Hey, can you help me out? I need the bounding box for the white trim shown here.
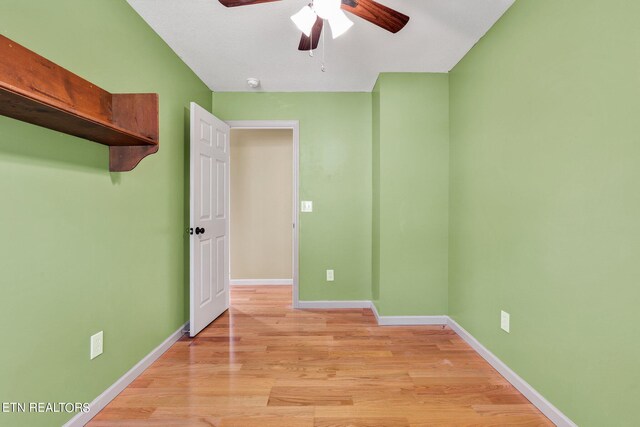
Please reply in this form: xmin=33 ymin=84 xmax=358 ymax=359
xmin=379 ymin=315 xmax=448 ymax=326
xmin=226 ymin=121 xmax=300 ymax=309
xmin=370 ymin=301 xmax=381 ymax=322
xmin=447 ymin=318 xmax=577 ymax=427
xmin=369 ymin=301 xmax=447 ymax=325
xmin=63 ymin=322 xmax=188 ymax=427
xmin=296 ymin=300 xmax=447 ymax=325
xmin=226 ymin=121 xmax=299 ymax=130
xmin=296 ymin=300 xmax=373 ymax=309
xmin=231 ymin=279 xmax=293 ymax=285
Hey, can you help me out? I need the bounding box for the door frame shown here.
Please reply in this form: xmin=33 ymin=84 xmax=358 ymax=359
xmin=226 ymin=120 xmax=300 ymax=308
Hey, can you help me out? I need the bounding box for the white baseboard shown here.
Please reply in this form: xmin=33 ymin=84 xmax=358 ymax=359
xmin=378 ymin=316 xmax=447 ymax=326
xmin=379 ymin=315 xmax=448 ymax=326
xmin=63 ymin=322 xmax=189 ymax=427
xmin=231 ymin=279 xmax=293 ymax=285
xmin=370 ymin=301 xmax=447 ymax=325
xmin=298 ymin=301 xmax=447 ymax=325
xmin=447 ymin=318 xmax=576 ymax=427
xmin=296 ymin=300 xmax=372 ymax=309
xmin=371 ymin=301 xmax=380 ymax=321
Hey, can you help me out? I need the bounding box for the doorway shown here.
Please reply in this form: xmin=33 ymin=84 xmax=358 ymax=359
xmin=227 ymin=121 xmax=300 ymax=307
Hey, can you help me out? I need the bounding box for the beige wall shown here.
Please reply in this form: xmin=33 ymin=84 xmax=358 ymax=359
xmin=230 ymin=129 xmax=293 ymax=280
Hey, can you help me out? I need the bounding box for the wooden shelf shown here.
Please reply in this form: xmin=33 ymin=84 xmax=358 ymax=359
xmin=0 ymin=35 xmax=159 ymax=172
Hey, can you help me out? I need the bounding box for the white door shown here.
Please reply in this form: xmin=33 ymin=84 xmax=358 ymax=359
xmin=189 ymin=102 xmax=230 ymax=337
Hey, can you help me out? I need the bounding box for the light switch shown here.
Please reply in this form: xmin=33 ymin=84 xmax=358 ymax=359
xmin=301 ymin=201 xmax=313 ymax=212
xmin=501 ymin=311 xmax=510 ymax=333
xmin=90 ymin=331 xmax=103 ymax=359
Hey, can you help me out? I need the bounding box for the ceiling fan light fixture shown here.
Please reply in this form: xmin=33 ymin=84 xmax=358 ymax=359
xmin=291 ymin=5 xmax=316 ymax=37
xmin=313 ymin=0 xmax=342 ymax=20
xmin=328 ymin=10 xmax=354 ymax=39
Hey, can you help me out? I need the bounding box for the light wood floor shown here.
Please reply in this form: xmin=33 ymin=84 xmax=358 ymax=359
xmin=90 ymin=286 xmax=552 ymax=426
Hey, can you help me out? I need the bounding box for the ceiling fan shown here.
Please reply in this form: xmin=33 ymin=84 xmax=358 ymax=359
xmin=218 ymin=0 xmax=410 ymax=51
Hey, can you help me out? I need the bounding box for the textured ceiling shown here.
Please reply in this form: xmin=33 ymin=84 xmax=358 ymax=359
xmin=127 ymin=0 xmax=514 ymax=92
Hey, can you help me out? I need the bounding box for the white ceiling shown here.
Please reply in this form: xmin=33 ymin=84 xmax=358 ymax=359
xmin=127 ymin=0 xmax=514 ymax=92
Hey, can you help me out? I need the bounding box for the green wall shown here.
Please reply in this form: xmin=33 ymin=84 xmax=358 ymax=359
xmin=0 ymin=1 xmax=211 ymax=426
xmin=213 ymin=81 xmax=448 ymax=314
xmin=212 ymin=92 xmax=372 ymax=301
xmin=449 ymin=1 xmax=640 ymax=425
xmin=373 ymin=74 xmax=449 ymax=315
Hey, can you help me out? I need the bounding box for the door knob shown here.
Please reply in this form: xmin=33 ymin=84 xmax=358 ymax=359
xmin=195 ymin=227 xmax=205 ymax=235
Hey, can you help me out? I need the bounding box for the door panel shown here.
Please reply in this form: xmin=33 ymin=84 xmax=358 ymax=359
xmin=216 ymin=160 xmax=226 ymax=218
xmin=190 ymin=102 xmax=230 ymax=337
xmin=216 ymin=236 xmax=225 ymax=295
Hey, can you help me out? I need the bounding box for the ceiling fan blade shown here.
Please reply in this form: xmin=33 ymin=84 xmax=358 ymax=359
xmin=341 ymin=0 xmax=409 ymax=33
xmin=298 ymin=17 xmax=324 ymax=51
xmin=218 ymin=0 xmax=280 ymax=7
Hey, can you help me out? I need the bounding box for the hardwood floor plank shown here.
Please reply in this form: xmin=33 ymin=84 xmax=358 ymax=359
xmin=220 ymin=416 xmax=314 ymax=427
xmin=93 ymin=407 xmax=156 ymax=420
xmin=314 ymin=417 xmax=409 ymax=427
xmin=89 ymin=286 xmax=552 ymax=426
xmin=268 ymin=386 xmax=354 ymax=406
xmin=151 ymin=406 xmax=314 ymax=419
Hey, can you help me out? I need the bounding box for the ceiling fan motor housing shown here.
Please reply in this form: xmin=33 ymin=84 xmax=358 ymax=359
xmin=246 ymin=78 xmax=260 ymax=88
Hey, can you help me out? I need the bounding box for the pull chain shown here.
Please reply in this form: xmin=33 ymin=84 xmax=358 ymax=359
xmin=309 ymin=0 xmax=315 ymax=57
xmin=321 ymin=23 xmax=326 ymax=72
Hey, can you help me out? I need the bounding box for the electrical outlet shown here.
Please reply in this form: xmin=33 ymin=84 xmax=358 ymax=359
xmin=301 ymin=201 xmax=313 ymax=212
xmin=326 ymin=269 xmax=334 ymax=282
xmin=500 ymin=311 xmax=510 ymax=333
xmin=90 ymin=331 xmax=103 ymax=360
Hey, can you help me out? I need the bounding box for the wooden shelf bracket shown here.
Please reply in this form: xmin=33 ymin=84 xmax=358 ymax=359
xmin=0 ymin=35 xmax=159 ymax=172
